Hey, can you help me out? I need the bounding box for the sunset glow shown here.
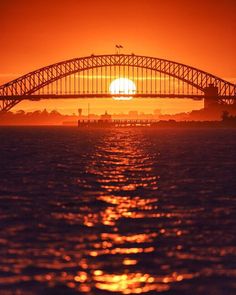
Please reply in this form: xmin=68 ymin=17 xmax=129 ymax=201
xmin=109 ymin=78 xmax=136 ymax=100
xmin=0 ymin=0 xmax=235 ymax=116
xmin=0 ymin=1 xmax=235 ymax=295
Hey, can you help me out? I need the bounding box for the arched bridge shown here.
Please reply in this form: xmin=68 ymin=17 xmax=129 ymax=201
xmin=0 ymin=54 xmax=235 ymax=112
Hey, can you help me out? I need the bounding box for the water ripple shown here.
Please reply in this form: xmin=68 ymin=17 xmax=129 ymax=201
xmin=0 ymin=127 xmax=236 ymax=294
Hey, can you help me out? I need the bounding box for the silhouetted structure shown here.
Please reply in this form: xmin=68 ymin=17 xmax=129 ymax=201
xmin=204 ymin=84 xmax=219 ymax=108
xmin=0 ymin=54 xmax=235 ymax=112
xmin=77 ymin=111 xmax=236 ymax=128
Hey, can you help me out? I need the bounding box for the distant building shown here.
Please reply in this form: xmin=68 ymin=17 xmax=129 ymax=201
xmin=100 ymin=111 xmax=112 ymax=122
xmin=78 ymin=108 xmax=82 ymax=117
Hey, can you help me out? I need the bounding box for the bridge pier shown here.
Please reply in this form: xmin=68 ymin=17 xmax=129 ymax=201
xmin=204 ymin=84 xmax=219 ymax=109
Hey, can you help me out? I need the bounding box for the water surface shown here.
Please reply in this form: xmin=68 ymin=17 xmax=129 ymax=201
xmin=0 ymin=127 xmax=236 ymax=295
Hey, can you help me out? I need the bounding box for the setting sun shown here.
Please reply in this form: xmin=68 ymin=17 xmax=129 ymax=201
xmin=109 ymin=78 xmax=136 ymax=100
xmin=1 ymin=2 xmax=236 ymax=295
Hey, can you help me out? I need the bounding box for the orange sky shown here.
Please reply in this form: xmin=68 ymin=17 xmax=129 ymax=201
xmin=1 ymin=0 xmax=235 ymax=114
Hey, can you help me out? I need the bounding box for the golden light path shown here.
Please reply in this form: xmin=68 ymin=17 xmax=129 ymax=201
xmin=16 ymin=131 xmax=197 ymax=295
xmin=109 ymin=78 xmax=136 ymax=100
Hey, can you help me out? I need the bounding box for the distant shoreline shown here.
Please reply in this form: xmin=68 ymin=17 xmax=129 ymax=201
xmin=1 ymin=122 xmax=236 ymax=128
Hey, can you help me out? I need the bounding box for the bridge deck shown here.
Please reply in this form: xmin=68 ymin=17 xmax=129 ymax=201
xmin=0 ymin=93 xmax=218 ymax=101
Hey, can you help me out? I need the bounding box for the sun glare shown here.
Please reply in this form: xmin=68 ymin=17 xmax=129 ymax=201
xmin=109 ymin=78 xmax=136 ymax=100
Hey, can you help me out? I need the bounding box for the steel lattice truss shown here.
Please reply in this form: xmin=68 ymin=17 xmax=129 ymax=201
xmin=0 ymin=54 xmax=235 ymax=112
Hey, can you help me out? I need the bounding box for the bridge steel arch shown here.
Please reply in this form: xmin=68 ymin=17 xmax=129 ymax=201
xmin=0 ymin=54 xmax=235 ymax=112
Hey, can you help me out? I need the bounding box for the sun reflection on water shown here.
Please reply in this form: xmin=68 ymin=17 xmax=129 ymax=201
xmin=92 ymin=270 xmax=197 ymax=294
xmin=75 ymin=130 xmax=171 ymax=294
xmin=44 ymin=130 xmax=195 ymax=294
xmin=0 ymin=130 xmax=202 ymax=294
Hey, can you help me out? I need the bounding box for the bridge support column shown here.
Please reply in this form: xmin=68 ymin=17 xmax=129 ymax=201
xmin=204 ymin=84 xmax=219 ymax=109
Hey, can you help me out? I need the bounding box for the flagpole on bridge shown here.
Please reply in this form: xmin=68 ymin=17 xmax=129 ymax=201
xmin=115 ymin=45 xmax=124 ymax=54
